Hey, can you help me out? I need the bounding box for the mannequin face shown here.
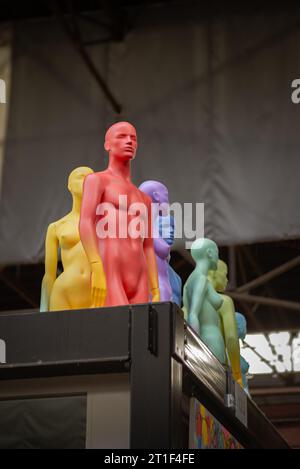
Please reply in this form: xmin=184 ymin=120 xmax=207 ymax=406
xmin=105 ymin=122 xmax=137 ymax=161
xmin=68 ymin=167 xmax=93 ymax=197
xmin=160 ymin=215 xmax=174 ymax=246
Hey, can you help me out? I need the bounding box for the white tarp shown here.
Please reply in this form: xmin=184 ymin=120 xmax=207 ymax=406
xmin=0 ymin=6 xmax=300 ymax=263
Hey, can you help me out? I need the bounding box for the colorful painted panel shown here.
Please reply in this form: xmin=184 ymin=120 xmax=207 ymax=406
xmin=189 ymin=398 xmax=243 ymax=449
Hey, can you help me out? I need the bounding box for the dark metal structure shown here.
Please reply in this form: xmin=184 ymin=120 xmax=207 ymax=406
xmin=0 ymin=303 xmax=289 ymax=448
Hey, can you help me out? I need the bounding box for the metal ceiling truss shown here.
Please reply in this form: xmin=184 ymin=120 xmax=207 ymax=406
xmin=227 ymin=252 xmax=300 ymax=313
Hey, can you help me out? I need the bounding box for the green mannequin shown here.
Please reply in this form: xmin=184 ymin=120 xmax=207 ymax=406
xmin=208 ymin=260 xmax=243 ymax=386
xmin=183 ymin=238 xmax=225 ymax=364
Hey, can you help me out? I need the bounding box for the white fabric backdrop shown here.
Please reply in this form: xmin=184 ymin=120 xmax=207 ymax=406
xmin=0 ymin=6 xmax=300 ymax=263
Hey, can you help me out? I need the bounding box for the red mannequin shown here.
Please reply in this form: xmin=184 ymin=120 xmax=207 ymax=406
xmin=79 ymin=121 xmax=160 ymax=307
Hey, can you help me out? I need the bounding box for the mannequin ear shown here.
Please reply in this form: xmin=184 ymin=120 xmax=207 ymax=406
xmin=207 ymin=248 xmax=212 ymax=258
xmin=104 ymin=140 xmax=110 ymax=152
xmin=152 ymin=191 xmax=160 ymax=203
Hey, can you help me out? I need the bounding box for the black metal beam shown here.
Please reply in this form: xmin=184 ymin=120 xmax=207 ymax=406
xmin=0 ymin=303 xmax=290 ymax=448
xmin=130 ymin=302 xmax=183 ymax=448
xmin=0 ymin=308 xmax=130 ymax=379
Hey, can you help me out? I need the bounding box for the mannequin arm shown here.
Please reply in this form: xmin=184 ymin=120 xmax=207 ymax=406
xmin=79 ymin=173 xmax=106 ymax=307
xmin=144 ymin=196 xmax=160 ymax=301
xmin=40 ymin=223 xmax=58 ymax=312
xmin=182 ymin=285 xmax=189 ymax=320
xmin=219 ymin=295 xmax=242 ymax=385
xmin=186 ymin=275 xmax=207 ymax=335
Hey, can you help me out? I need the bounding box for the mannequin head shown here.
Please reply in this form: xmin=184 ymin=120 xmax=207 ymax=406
xmin=68 ymin=166 xmax=94 ymax=197
xmin=208 ymin=259 xmax=228 ymax=293
xmin=139 ymin=180 xmax=169 ymax=216
xmin=104 ymin=121 xmax=137 ymax=161
xmin=191 ymin=238 xmax=219 ymax=271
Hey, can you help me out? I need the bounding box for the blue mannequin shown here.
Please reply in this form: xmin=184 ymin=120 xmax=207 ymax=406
xmin=157 ymin=214 xmax=182 ymax=307
xmin=168 ymin=264 xmax=182 ymax=307
xmin=235 ymin=312 xmax=250 ymax=395
xmin=139 ymin=181 xmax=172 ymax=301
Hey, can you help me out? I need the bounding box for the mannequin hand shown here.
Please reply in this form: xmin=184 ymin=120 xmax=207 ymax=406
xmin=237 ymin=377 xmax=243 ymax=387
xmin=91 ymin=262 xmax=107 ymax=307
xmin=234 ymin=375 xmax=243 ymax=388
xmin=151 ymin=287 xmax=160 ymax=302
xmin=182 ymin=305 xmax=188 ymax=321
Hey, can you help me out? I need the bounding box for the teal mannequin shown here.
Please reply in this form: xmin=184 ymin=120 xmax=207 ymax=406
xmin=183 ymin=238 xmax=225 ymax=364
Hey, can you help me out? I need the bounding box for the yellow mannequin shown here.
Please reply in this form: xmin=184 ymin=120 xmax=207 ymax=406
xmin=208 ymin=260 xmax=243 ymax=386
xmin=40 ymin=167 xmax=94 ymax=311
